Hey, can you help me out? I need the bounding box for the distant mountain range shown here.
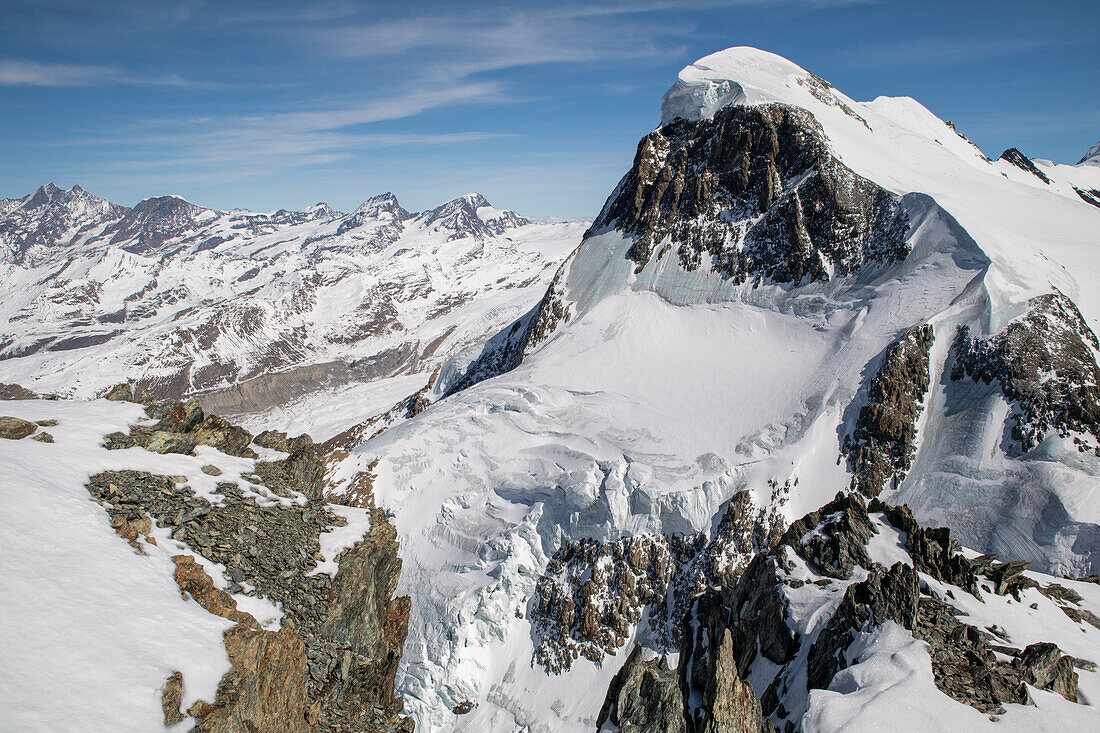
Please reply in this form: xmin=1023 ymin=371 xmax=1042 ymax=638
xmin=0 ymin=184 xmax=585 ymax=412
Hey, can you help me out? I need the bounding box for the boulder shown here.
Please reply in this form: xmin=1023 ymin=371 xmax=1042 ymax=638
xmin=0 ymin=415 xmax=37 ymax=440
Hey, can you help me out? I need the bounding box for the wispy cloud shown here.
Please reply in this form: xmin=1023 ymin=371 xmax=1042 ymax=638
xmin=841 ymin=35 xmax=1080 ymax=68
xmin=59 ymin=80 xmax=509 ymax=182
xmin=311 ymin=8 xmax=692 ymax=80
xmin=0 ymin=59 xmax=220 ymax=88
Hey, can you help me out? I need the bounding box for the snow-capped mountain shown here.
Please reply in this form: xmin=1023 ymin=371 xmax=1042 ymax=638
xmin=3 ymin=45 xmax=1100 ymax=733
xmin=311 ymin=48 xmax=1100 ymax=730
xmin=0 ymin=185 xmax=586 ymax=417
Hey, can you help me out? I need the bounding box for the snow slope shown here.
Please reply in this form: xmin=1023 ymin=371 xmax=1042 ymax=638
xmin=315 ymin=47 xmax=1100 ymax=731
xmin=0 ymin=400 xmax=234 ymax=732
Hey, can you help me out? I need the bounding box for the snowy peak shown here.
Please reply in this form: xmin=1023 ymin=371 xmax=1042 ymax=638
xmin=107 ymin=195 xmax=210 ymax=254
xmin=1000 ymin=147 xmax=1052 ymax=183
xmin=0 ymin=183 xmax=127 ymax=265
xmin=416 ymin=192 xmax=529 ymax=240
xmin=353 ymin=192 xmax=409 ymax=221
xmin=1078 ymin=140 xmax=1100 ymax=166
xmin=334 ymin=193 xmax=409 ymax=239
xmin=660 ymin=46 xmax=860 ymax=126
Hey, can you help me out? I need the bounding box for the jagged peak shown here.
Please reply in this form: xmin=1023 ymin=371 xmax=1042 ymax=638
xmin=1078 ymin=140 xmax=1100 ymax=166
xmin=348 ymin=192 xmax=408 ymax=219
xmin=418 ymin=192 xmax=529 ymax=239
xmin=999 ymin=147 xmax=1051 ymax=184
xmin=131 ymin=194 xmax=201 ymax=211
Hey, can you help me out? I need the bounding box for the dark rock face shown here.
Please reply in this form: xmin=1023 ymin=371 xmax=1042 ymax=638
xmin=438 ymin=293 xmax=550 ymax=397
xmin=692 ymin=628 xmax=775 ymax=733
xmin=780 ymin=492 xmax=876 ymax=578
xmin=532 ymin=488 xmax=786 ymax=673
xmin=1015 ymin=642 xmax=1079 ymax=702
xmin=914 ymin=594 xmax=1032 ymax=713
xmin=438 ymin=102 xmax=913 ymax=397
xmin=1075 ymin=187 xmax=1100 ymax=209
xmin=806 ymin=562 xmax=918 ymax=690
xmin=597 ymin=645 xmax=688 ymax=733
xmin=999 ymin=148 xmax=1052 ymax=184
xmin=593 ymin=103 xmax=908 ymax=283
xmin=952 ymin=292 xmax=1100 ymax=453
xmin=869 ymin=500 xmax=981 ymax=596
xmin=844 ymin=324 xmax=935 ymax=496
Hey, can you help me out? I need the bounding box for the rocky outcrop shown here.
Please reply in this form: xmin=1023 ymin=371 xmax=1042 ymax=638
xmin=806 ymin=562 xmax=918 ymax=690
xmin=254 ymin=429 xmax=327 ymax=502
xmin=597 ymin=645 xmax=687 ymax=733
xmin=534 ymin=532 xmax=695 ymax=671
xmin=0 ymin=382 xmax=38 ymax=400
xmin=533 ymin=489 xmax=786 ymax=672
xmin=600 ymin=491 xmax=1093 ymax=729
xmin=593 ymin=103 xmax=908 ymax=283
xmin=103 ymin=397 xmax=256 ymax=458
xmin=952 ymin=292 xmax=1100 ymax=453
xmin=1075 ymin=187 xmax=1100 ymax=209
xmin=780 ymin=491 xmax=876 ymax=578
xmin=0 ymin=415 xmax=38 ymax=440
xmin=85 ymin=404 xmax=413 ymax=732
xmin=999 ymin=148 xmax=1051 ymax=184
xmin=844 ymin=324 xmax=935 ymax=496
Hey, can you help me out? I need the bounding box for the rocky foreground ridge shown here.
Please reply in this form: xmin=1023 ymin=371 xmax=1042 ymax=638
xmin=1 ymin=388 xmax=414 ymax=732
xmin=597 ymin=492 xmax=1100 ymax=732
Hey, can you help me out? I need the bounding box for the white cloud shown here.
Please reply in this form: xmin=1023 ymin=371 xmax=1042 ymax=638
xmin=0 ymin=59 xmax=218 ymax=87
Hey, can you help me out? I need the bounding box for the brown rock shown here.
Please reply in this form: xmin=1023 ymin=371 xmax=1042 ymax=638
xmin=0 ymin=415 xmax=37 ymax=440
xmin=706 ymin=628 xmax=768 ymax=733
xmin=171 ymin=555 xmax=254 ymax=626
xmin=161 ymin=671 xmax=186 ymax=725
xmin=104 ymin=383 xmax=134 ymax=402
xmin=192 ymin=622 xmax=313 ymax=733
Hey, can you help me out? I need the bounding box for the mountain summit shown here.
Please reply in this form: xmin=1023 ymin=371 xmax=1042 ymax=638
xmin=318 ymin=46 xmax=1100 ymax=730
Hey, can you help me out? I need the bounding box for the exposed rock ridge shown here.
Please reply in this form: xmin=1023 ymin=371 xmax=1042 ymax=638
xmin=1075 ymin=187 xmax=1100 ymax=209
xmin=999 ymin=148 xmax=1052 ymax=184
xmin=600 ymin=491 xmax=1095 ymax=730
xmin=86 ymin=395 xmax=413 ymax=731
xmin=844 ymin=324 xmax=935 ymax=496
xmin=951 ymin=291 xmax=1100 ymax=453
xmin=533 ymin=485 xmax=788 ymax=673
xmin=593 ymin=103 xmax=909 ymax=283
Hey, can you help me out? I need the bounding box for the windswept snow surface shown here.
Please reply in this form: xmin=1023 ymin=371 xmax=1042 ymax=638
xmin=317 ymin=47 xmax=1100 ymax=731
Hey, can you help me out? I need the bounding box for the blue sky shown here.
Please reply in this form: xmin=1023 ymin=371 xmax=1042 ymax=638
xmin=1 ymin=0 xmax=1097 ymax=218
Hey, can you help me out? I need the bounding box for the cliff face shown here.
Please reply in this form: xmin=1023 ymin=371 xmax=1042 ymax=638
xmin=596 ymin=103 xmax=908 ymax=284
xmin=951 ymin=292 xmax=1100 ymax=454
